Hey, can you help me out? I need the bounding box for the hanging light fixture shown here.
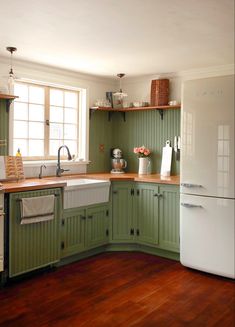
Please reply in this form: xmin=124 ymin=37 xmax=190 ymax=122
xmin=113 ymin=73 xmax=127 ymax=99
xmin=6 ymin=46 xmax=17 ymax=94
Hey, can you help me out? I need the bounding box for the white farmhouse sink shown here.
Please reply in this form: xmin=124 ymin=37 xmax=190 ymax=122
xmin=63 ymin=178 xmax=110 ymax=209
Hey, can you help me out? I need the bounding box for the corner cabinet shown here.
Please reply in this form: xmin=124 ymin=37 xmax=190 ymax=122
xmin=61 ymin=203 xmax=109 ymax=258
xmin=9 ymin=188 xmax=62 ymax=277
xmin=111 ymin=181 xmax=180 ymax=253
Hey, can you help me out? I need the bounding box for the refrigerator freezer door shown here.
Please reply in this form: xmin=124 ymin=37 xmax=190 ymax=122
xmin=180 ymin=194 xmax=235 ymax=278
xmin=181 ymin=75 xmax=234 ymax=198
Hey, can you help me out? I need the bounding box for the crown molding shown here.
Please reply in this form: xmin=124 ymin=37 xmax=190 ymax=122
xmin=0 ymin=55 xmax=116 ymax=86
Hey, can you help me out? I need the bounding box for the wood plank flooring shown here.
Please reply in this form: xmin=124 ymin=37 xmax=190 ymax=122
xmin=0 ymin=252 xmax=234 ymax=327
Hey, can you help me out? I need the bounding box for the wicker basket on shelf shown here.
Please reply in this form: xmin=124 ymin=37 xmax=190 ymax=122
xmin=150 ymin=79 xmax=169 ymax=106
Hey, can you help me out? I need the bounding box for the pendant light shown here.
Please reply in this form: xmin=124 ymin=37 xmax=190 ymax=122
xmin=6 ymin=46 xmax=17 ymax=94
xmin=113 ymin=73 xmax=127 ymax=99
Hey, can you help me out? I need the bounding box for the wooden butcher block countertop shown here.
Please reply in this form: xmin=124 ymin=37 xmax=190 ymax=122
xmin=2 ymin=173 xmax=180 ymax=193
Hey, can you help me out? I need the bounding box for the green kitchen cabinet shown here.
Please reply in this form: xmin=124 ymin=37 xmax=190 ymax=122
xmin=61 ymin=208 xmax=86 ymax=258
xmin=135 ymin=183 xmax=159 ymax=246
xmin=9 ymin=188 xmax=62 ymax=277
xmin=61 ymin=204 xmax=109 ymax=258
xmin=158 ymin=185 xmax=180 ymax=252
xmin=111 ymin=181 xmax=180 ymax=253
xmin=86 ymin=205 xmax=109 ymax=249
xmin=111 ymin=182 xmax=134 ymax=242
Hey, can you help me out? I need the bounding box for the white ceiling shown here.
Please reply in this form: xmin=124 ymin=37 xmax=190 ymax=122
xmin=0 ymin=0 xmax=234 ymax=77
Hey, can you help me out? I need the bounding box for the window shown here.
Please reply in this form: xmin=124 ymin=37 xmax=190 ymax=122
xmin=12 ymin=82 xmax=80 ymax=160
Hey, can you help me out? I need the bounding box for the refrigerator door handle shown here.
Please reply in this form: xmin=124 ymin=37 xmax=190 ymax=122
xmin=181 ymin=183 xmax=203 ymax=188
xmin=181 ymin=202 xmax=203 ymax=208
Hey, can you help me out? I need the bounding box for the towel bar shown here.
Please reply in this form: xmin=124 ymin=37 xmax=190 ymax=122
xmin=21 ymin=212 xmax=54 ymax=219
xmin=16 ymin=193 xmax=59 ymax=202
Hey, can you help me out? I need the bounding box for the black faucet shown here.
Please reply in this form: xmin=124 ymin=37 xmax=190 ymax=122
xmin=56 ymin=145 xmax=72 ymax=177
xmin=39 ymin=164 xmax=46 ymax=179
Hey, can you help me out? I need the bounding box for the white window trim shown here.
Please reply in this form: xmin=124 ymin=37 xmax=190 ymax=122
xmin=9 ymin=78 xmax=89 ymax=164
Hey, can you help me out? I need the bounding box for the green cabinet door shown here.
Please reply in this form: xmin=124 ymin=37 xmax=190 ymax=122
xmin=86 ymin=205 xmax=109 ymax=249
xmin=158 ymin=185 xmax=180 ymax=252
xmin=135 ymin=183 xmax=159 ymax=246
xmin=9 ymin=188 xmax=62 ymax=277
xmin=61 ymin=208 xmax=86 ymax=258
xmin=112 ymin=182 xmax=134 ymax=242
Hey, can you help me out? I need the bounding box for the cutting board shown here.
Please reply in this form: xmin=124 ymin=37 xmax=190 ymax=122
xmin=0 ymin=156 xmax=25 ymax=181
xmin=160 ymin=140 xmax=172 ymax=177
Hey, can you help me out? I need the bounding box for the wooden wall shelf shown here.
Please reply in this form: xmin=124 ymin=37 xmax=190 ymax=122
xmin=0 ymin=93 xmax=19 ymax=110
xmin=90 ymin=105 xmax=181 ymax=121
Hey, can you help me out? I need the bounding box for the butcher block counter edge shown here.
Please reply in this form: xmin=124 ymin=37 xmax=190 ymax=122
xmin=2 ymin=173 xmax=179 ymax=193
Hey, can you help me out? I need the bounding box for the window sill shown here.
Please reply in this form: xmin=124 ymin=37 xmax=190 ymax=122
xmin=23 ymin=160 xmax=90 ymax=168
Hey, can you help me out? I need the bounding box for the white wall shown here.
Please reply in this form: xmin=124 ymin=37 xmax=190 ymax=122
xmin=121 ymin=64 xmax=234 ymax=106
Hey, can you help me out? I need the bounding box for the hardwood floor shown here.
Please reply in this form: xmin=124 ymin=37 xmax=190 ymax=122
xmin=0 ymin=252 xmax=234 ymax=327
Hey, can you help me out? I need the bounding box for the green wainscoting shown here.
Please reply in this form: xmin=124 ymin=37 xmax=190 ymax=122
xmin=88 ymin=111 xmax=113 ymax=173
xmin=0 ymin=100 xmax=9 ymax=155
xmin=88 ymin=109 xmax=180 ymax=174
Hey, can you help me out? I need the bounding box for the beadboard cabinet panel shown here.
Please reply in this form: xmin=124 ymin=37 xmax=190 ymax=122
xmin=9 ymin=188 xmax=62 ymax=277
xmin=136 ymin=183 xmax=159 ymax=246
xmin=159 ymin=185 xmax=180 ymax=252
xmin=61 ymin=208 xmax=86 ymax=258
xmin=112 ymin=182 xmax=134 ymax=242
xmin=86 ymin=205 xmax=109 ymax=249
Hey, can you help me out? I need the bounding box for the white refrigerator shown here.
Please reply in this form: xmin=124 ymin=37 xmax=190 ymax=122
xmin=180 ymin=75 xmax=235 ymax=279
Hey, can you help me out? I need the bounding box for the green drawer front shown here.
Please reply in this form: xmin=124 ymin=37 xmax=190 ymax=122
xmin=9 ymin=188 xmax=62 ymax=277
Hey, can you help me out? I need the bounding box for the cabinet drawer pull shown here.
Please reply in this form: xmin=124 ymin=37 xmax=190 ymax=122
xmin=136 ymin=229 xmax=140 ymax=236
xmin=87 ymin=215 xmax=93 ymax=219
xmin=130 ymin=228 xmax=134 ymax=235
xmin=80 ymin=215 xmax=86 ymax=220
xmin=181 ymin=203 xmax=203 ymax=208
xmin=181 ymin=183 xmax=202 ymax=188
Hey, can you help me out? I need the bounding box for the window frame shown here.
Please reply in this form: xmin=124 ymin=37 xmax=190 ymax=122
xmin=9 ymin=79 xmax=88 ymax=162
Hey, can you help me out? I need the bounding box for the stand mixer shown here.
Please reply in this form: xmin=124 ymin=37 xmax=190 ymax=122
xmin=110 ymin=148 xmax=127 ymax=174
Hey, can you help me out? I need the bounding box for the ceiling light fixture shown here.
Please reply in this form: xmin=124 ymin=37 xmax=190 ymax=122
xmin=6 ymin=46 xmax=17 ymax=94
xmin=113 ymin=73 xmax=127 ymax=99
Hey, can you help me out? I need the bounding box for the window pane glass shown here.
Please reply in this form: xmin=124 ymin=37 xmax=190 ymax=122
xmin=29 ymin=122 xmax=44 ymax=139
xmin=49 ymin=140 xmax=63 ymax=156
xmin=29 ymin=104 xmax=44 ymax=121
xmin=28 ymin=140 xmax=44 ymax=156
xmin=50 ymin=106 xmax=63 ymax=123
xmin=64 ymin=140 xmax=77 ymax=156
xmin=14 ymin=84 xmax=28 ymax=102
xmin=64 ymin=108 xmax=77 ymax=124
xmin=65 ymin=92 xmax=77 ymax=108
xmin=50 ymin=89 xmax=63 ymax=106
xmin=64 ymin=124 xmax=77 ymax=140
xmin=29 ymin=86 xmax=44 ymax=104
xmin=50 ymin=123 xmax=63 ymax=139
xmin=13 ymin=139 xmax=28 ymax=156
xmin=14 ymin=102 xmax=28 ymax=120
xmin=14 ymin=121 xmax=28 ymax=138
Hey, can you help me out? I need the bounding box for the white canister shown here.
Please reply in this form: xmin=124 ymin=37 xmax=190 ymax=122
xmin=138 ymin=157 xmax=150 ymax=175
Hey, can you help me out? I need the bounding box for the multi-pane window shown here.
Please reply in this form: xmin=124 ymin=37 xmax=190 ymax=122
xmin=13 ymin=82 xmax=79 ymax=159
